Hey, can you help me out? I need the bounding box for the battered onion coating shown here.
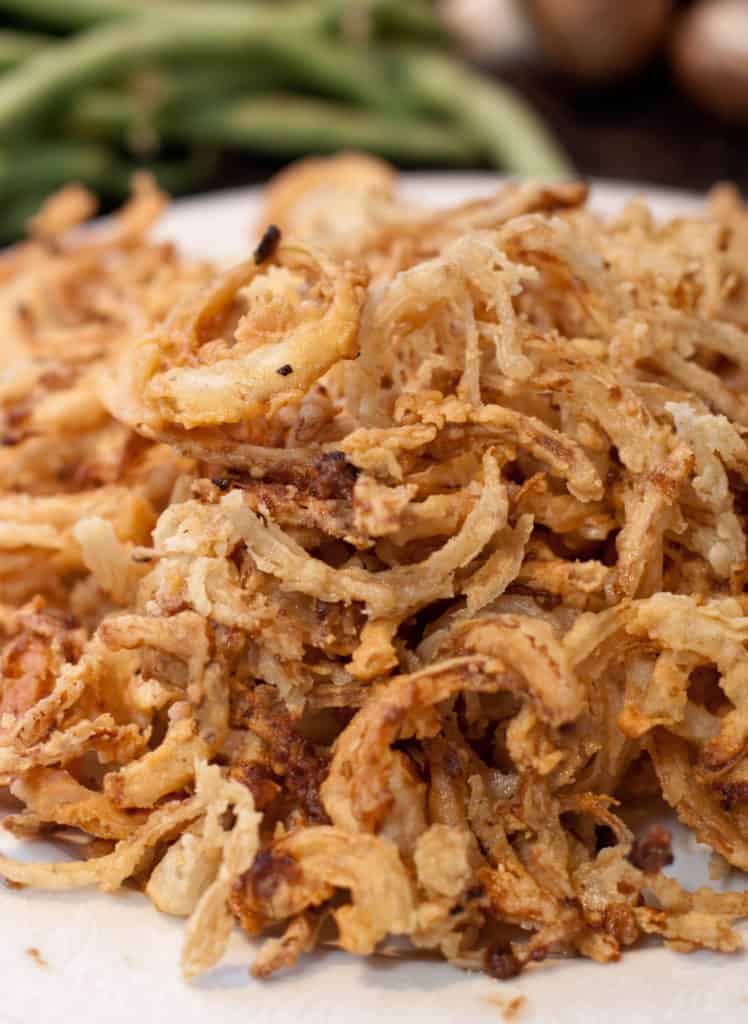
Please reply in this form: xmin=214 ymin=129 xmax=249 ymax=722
xmin=5 ymin=154 xmax=748 ymax=983
xmin=131 ymin=241 xmax=366 ymax=430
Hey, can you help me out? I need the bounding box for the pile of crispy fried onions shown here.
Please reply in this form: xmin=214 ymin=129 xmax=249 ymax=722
xmin=4 ymin=158 xmax=748 ymax=981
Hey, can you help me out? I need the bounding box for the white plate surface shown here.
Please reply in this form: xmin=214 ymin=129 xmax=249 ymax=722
xmin=1 ymin=173 xmax=742 ymax=1024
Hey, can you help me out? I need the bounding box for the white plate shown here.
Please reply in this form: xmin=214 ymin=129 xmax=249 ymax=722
xmin=1 ymin=174 xmax=743 ymax=1024
xmin=152 ymin=173 xmax=703 ymax=262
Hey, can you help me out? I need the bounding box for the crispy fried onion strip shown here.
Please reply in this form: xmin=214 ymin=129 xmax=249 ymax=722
xmin=0 ymin=783 xmax=203 ymax=891
xmin=0 ymin=763 xmax=261 ymax=981
xmin=407 ymin=396 xmax=603 ymax=502
xmin=628 ymin=595 xmax=748 ymax=777
xmin=0 ymin=714 xmax=146 ymax=783
xmin=648 ymin=730 xmax=748 ymax=872
xmin=223 ymin=453 xmax=506 ymax=617
xmin=667 ymin=402 xmax=748 ymax=577
xmin=1 ymin=637 xmax=137 ymax=751
xmin=351 ymin=233 xmax=539 ymax=425
xmin=322 ymin=631 xmax=582 ymax=834
xmin=9 ymin=159 xmax=748 ymax=985
xmin=99 ymin=611 xmax=230 ymax=770
xmin=233 ymin=826 xmax=415 ymax=957
xmin=134 ymin=243 xmax=365 ymax=428
xmin=607 ymin=442 xmax=692 ymax=601
xmin=566 ymin=595 xmax=748 ymax=846
xmin=9 ymin=767 xmax=146 ymax=839
xmin=180 ymin=766 xmax=261 ymax=978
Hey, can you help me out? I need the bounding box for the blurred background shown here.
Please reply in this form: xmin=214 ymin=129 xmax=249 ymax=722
xmin=0 ymin=0 xmax=746 ymax=240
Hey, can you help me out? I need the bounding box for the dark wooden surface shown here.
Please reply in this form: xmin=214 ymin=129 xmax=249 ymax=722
xmin=502 ymin=57 xmax=748 ymax=194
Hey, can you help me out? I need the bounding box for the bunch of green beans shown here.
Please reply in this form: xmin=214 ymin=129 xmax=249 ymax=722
xmin=0 ymin=0 xmax=572 ymax=242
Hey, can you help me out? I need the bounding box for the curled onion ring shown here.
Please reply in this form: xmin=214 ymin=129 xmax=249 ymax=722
xmin=322 ymin=635 xmax=580 ymax=834
xmin=134 ymin=242 xmax=366 ymax=429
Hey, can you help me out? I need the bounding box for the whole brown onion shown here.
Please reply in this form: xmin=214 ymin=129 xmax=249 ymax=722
xmin=671 ymin=0 xmax=748 ymax=122
xmin=528 ymin=0 xmax=673 ymax=83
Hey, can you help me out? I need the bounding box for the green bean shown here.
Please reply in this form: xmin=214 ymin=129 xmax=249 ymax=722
xmin=0 ymin=192 xmax=51 ymax=244
xmin=68 ymin=66 xmax=281 ymax=151
xmin=63 ymin=40 xmax=568 ymax=177
xmin=365 ymin=1 xmax=446 ymax=43
xmin=133 ymin=64 xmax=282 ymax=105
xmin=0 ymin=141 xmax=117 ymax=201
xmin=0 ymin=0 xmax=260 ymax=32
xmin=74 ymin=91 xmax=481 ymax=165
xmin=0 ymin=15 xmax=267 ymax=137
xmin=108 ymin=150 xmax=219 ymax=196
xmin=259 ymin=33 xmax=401 ymax=112
xmin=0 ymin=0 xmax=571 ymax=216
xmin=0 ymin=145 xmax=217 ymax=244
xmin=400 ymin=51 xmax=573 ymax=179
xmin=0 ymin=0 xmax=445 ymax=41
xmin=67 ymin=89 xmax=161 ymax=143
xmin=2 ymin=142 xmax=213 ymax=201
xmin=0 ymin=30 xmax=49 ymax=73
xmin=0 ymin=10 xmax=405 ymax=140
xmin=186 ymin=94 xmax=478 ymax=164
xmin=0 ymin=0 xmax=128 ymax=30
xmin=320 ymin=0 xmax=447 ymax=43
